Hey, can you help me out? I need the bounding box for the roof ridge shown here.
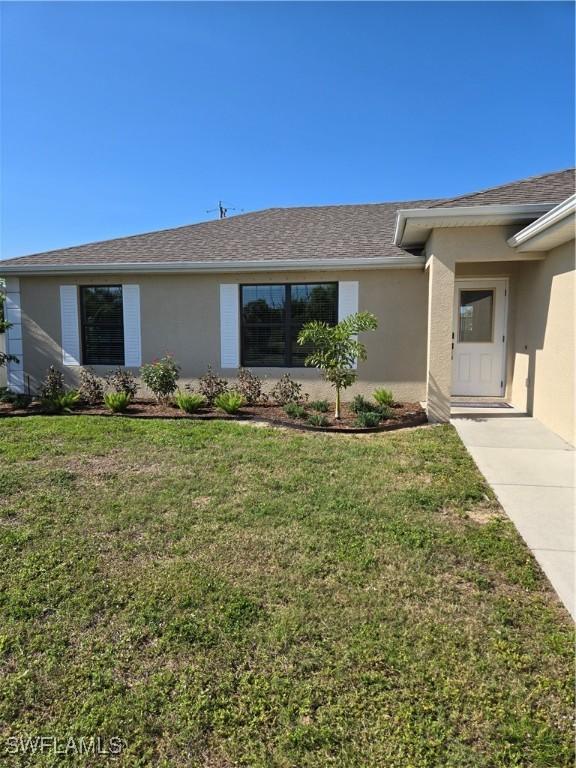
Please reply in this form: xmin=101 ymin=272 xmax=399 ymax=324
xmin=430 ymin=168 xmax=576 ymax=208
xmin=268 ymin=198 xmax=442 ymax=212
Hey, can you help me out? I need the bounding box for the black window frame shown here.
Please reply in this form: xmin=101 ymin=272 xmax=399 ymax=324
xmin=240 ymin=282 xmax=338 ymax=368
xmin=79 ymin=285 xmax=125 ymax=366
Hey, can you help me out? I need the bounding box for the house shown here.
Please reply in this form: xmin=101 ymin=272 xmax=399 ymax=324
xmin=1 ymin=169 xmax=574 ymax=443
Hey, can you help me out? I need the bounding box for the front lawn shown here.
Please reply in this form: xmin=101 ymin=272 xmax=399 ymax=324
xmin=0 ymin=418 xmax=573 ymax=767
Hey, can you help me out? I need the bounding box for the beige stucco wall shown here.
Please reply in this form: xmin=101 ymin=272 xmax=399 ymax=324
xmin=425 ymin=224 xmax=527 ymax=264
xmin=18 ymin=268 xmax=430 ymax=402
xmin=510 ymin=240 xmax=575 ymax=445
xmin=425 ymin=252 xmax=454 ymax=422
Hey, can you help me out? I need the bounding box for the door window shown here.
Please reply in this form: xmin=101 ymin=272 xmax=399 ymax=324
xmin=458 ymin=289 xmax=494 ymax=343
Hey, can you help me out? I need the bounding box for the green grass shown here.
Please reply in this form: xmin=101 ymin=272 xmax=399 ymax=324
xmin=0 ymin=417 xmax=573 ymax=767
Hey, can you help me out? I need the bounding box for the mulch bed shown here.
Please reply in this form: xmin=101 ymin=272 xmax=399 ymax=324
xmin=0 ymin=399 xmax=426 ymax=433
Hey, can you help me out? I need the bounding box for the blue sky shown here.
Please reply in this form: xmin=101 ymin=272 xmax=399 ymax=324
xmin=1 ymin=1 xmax=574 ymax=258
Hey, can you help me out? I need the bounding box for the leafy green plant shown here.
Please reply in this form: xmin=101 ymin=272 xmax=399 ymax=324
xmin=309 ymin=399 xmax=329 ymax=413
xmin=79 ymin=368 xmax=104 ymax=405
xmin=140 ymin=356 xmax=180 ymax=403
xmin=350 ymin=394 xmax=375 ymax=414
xmin=39 ymin=366 xmax=65 ymax=400
xmin=10 ymin=394 xmax=32 ymax=409
xmin=373 ymin=388 xmax=395 ymax=408
xmin=284 ymin=402 xmax=307 ymax=419
xmin=355 ymin=411 xmax=382 ymax=428
xmin=0 ymin=388 xmax=31 ymax=408
xmin=214 ymin=390 xmax=245 ymax=414
xmin=104 ymin=392 xmax=132 ymax=413
xmin=377 ymin=404 xmax=392 ymax=420
xmin=298 ymin=312 xmax=378 ymax=419
xmin=197 ymin=366 xmax=229 ymax=404
xmin=174 ymin=391 xmax=206 ymax=414
xmin=269 ymin=374 xmax=303 ymax=406
xmin=106 ymin=368 xmax=138 ymax=398
xmin=307 ymin=412 xmax=329 ymax=427
xmin=235 ymin=368 xmax=266 ymax=405
xmin=42 ymin=390 xmax=80 ymax=414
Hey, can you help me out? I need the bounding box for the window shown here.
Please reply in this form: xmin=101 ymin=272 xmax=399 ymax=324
xmin=458 ymin=289 xmax=494 ymax=343
xmin=80 ymin=286 xmax=125 ymax=365
xmin=241 ymin=283 xmax=338 ymax=367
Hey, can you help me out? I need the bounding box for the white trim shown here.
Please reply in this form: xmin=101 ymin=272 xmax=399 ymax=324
xmin=394 ymin=203 xmax=555 ymax=246
xmin=338 ymin=280 xmax=359 ymax=322
xmin=452 ymin=277 xmax=509 ymax=397
xmin=338 ymin=280 xmax=359 ymax=370
xmin=5 ymin=277 xmax=24 ymax=392
xmin=0 ymin=255 xmax=425 ymax=276
xmin=122 ymin=284 xmax=142 ymax=367
xmin=59 ymin=285 xmax=81 ymax=366
xmin=507 ymin=194 xmax=576 ymax=248
xmin=220 ymin=284 xmax=240 ymax=368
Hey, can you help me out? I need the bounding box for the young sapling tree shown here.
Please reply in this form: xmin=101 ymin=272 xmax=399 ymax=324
xmin=297 ymin=312 xmax=378 ymax=419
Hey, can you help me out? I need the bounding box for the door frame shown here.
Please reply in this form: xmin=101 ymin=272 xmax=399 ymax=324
xmin=452 ymin=277 xmax=509 ymax=397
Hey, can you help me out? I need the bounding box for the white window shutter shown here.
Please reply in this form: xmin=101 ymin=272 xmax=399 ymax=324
xmin=122 ymin=284 xmax=142 ymax=367
xmin=220 ymin=284 xmax=239 ymax=368
xmin=5 ymin=278 xmax=24 ymax=392
xmin=59 ymin=285 xmax=80 ymax=366
xmin=338 ymin=281 xmax=359 ymax=322
xmin=338 ymin=281 xmax=359 ymax=369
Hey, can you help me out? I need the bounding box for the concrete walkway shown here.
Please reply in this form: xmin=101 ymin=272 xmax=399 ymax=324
xmin=451 ymin=406 xmax=575 ymax=620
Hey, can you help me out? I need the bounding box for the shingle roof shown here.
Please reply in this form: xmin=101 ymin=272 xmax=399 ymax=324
xmin=0 ymin=200 xmax=435 ymax=267
xmin=2 ymin=169 xmax=574 ymax=269
xmin=431 ymin=168 xmax=575 ymax=208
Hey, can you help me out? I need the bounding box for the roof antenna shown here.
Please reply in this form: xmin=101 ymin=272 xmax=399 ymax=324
xmin=206 ymin=200 xmax=244 ymax=219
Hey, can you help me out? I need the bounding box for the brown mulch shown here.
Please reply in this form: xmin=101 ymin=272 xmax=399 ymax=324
xmin=0 ymin=399 xmax=427 ymax=433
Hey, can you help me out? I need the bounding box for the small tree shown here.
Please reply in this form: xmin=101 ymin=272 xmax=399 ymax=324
xmin=297 ymin=312 xmax=378 ymax=419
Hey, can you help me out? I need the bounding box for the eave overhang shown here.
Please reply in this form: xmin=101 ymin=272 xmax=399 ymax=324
xmin=507 ymin=195 xmax=576 ymax=252
xmin=394 ymin=203 xmax=555 ymax=248
xmin=0 ymin=255 xmax=425 ymax=277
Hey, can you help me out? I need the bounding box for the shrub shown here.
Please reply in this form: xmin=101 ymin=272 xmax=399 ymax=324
xmin=214 ymin=390 xmax=245 ymax=414
xmin=0 ymin=388 xmax=31 ymax=408
xmin=309 ymin=399 xmax=329 ymax=413
xmin=42 ymin=390 xmax=80 ymax=414
xmin=284 ymin=402 xmax=307 ymax=419
xmin=307 ymin=412 xmax=329 ymax=427
xmin=10 ymin=393 xmax=32 ymax=409
xmin=269 ymin=374 xmax=303 ymax=406
xmin=198 ymin=366 xmax=228 ymax=404
xmin=355 ymin=411 xmax=381 ymax=428
xmin=106 ymin=368 xmax=138 ymax=398
xmin=174 ymin=391 xmax=206 ymax=414
xmin=235 ymin=368 xmax=266 ymax=405
xmin=39 ymin=366 xmax=65 ymax=400
xmin=377 ymin=404 xmax=392 ymax=420
xmin=140 ymin=355 xmax=180 ymax=403
xmin=373 ymin=388 xmax=395 ymax=408
xmin=104 ymin=392 xmax=132 ymax=413
xmin=79 ymin=368 xmax=104 ymax=405
xmin=350 ymin=394 xmax=375 ymax=414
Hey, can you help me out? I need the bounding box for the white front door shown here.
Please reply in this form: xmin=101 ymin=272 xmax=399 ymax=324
xmin=452 ymin=279 xmax=507 ymax=397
